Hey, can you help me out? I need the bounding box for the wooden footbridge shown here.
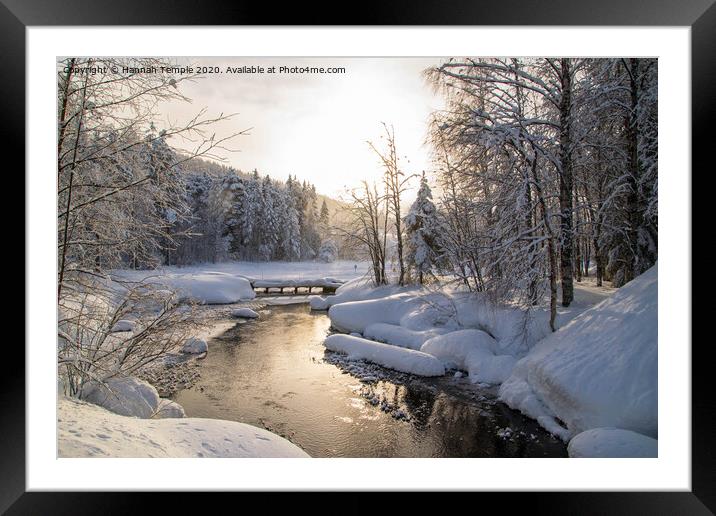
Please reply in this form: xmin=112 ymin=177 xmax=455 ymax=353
xmin=250 ymin=278 xmax=345 ymax=295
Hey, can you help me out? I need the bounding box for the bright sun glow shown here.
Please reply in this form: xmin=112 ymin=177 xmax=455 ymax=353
xmin=159 ymin=57 xmax=445 ymax=197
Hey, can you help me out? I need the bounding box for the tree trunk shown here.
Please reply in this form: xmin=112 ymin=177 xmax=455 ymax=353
xmin=57 ymin=58 xmax=75 ymax=178
xmin=548 ymin=237 xmax=558 ymax=332
xmin=58 ymin=65 xmax=89 ymax=301
xmin=593 ymin=237 xmax=603 ymax=287
xmin=624 ymin=57 xmax=641 ymax=283
xmin=559 ymin=58 xmax=574 ymax=306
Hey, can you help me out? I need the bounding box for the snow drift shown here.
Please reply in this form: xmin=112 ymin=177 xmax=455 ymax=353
xmin=81 ymin=376 xmax=187 ymax=420
xmin=58 ymin=397 xmax=309 ymax=458
xmin=363 ymin=323 xmax=447 ymax=350
xmin=567 ymin=428 xmax=657 ymax=458
xmin=327 ymin=290 xmax=450 ymax=334
xmin=324 ymin=334 xmax=445 ymax=377
xmin=499 ymin=265 xmax=658 ymax=442
xmin=310 ymin=277 xmax=406 ymax=311
xmin=421 ymin=330 xmax=517 ymax=385
xmin=452 ymin=293 xmax=554 ymax=357
xmin=158 ymin=271 xmax=256 ymax=304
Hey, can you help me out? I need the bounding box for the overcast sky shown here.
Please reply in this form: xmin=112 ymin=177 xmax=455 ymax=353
xmin=157 ymin=57 xmax=445 ymax=198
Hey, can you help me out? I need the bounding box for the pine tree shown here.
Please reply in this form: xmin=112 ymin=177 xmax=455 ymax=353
xmin=279 ymin=188 xmax=301 ymax=261
xmin=219 ymin=173 xmax=247 ymax=258
xmin=258 ymin=175 xmax=280 ymax=260
xmin=404 ymin=173 xmax=441 ymax=284
xmin=319 ymin=199 xmax=330 ymax=234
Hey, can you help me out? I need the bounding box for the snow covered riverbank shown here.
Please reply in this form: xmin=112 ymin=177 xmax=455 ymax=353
xmin=106 ymin=260 xmax=370 ymax=305
xmin=499 ymin=265 xmax=658 ymax=445
xmin=321 ymin=268 xmax=657 ymax=457
xmin=58 ymin=397 xmax=309 ymax=458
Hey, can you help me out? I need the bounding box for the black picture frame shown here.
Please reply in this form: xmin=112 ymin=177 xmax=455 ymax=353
xmin=7 ymin=0 xmax=714 ymax=512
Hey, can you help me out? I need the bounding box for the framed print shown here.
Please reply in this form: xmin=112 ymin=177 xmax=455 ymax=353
xmin=7 ymin=0 xmax=714 ymax=512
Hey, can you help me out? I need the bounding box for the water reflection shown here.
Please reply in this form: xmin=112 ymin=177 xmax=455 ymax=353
xmin=173 ymin=304 xmax=565 ymax=458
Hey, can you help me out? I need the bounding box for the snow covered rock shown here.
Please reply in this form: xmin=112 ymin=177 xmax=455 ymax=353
xmin=499 ymin=265 xmax=658 ymax=441
xmin=465 ymin=352 xmax=517 ymax=385
xmin=312 ymin=277 xmax=401 ymax=311
xmin=421 ymin=329 xmax=497 ymax=364
xmin=81 ymin=376 xmax=161 ymax=419
xmin=328 ymin=292 xmax=425 ymax=333
xmin=182 ymin=337 xmax=208 ymax=354
xmin=567 ymin=428 xmax=657 ymax=458
xmin=364 ymin=323 xmax=448 ymax=351
xmin=421 ymin=330 xmax=516 ymax=384
xmin=58 ymin=397 xmax=310 ymax=458
xmin=231 ymin=307 xmax=259 ymax=319
xmin=153 ymin=399 xmax=186 ymax=419
xmin=110 ymin=319 xmax=136 ymax=333
xmin=310 ymin=296 xmax=330 ymax=310
xmin=160 ymin=271 xmax=256 ymax=304
xmin=324 ymin=334 xmax=445 ymax=377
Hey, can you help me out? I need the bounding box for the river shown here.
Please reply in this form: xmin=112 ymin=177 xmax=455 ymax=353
xmin=172 ymin=303 xmax=566 ymax=458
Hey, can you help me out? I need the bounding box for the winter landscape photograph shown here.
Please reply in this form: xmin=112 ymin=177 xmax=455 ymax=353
xmin=57 ymin=56 xmax=658 ymax=460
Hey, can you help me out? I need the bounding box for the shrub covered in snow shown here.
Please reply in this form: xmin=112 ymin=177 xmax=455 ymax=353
xmin=58 ymin=279 xmax=202 ymax=399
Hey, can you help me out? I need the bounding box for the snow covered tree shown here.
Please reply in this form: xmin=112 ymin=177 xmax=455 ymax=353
xmin=254 ymin=177 xmax=270 ymax=259
xmin=56 ymin=57 xmax=242 ymax=395
xmin=317 ymin=239 xmax=339 ymax=263
xmin=404 ymin=173 xmax=441 ymax=284
xmin=299 ymin=181 xmax=321 ymax=259
xmin=279 ymin=187 xmax=302 ymax=261
xmin=57 ymin=58 xmax=242 ymax=297
xmin=593 ymin=59 xmax=658 ymax=286
xmin=426 ymin=57 xmax=657 ymax=330
xmin=319 ymin=199 xmax=330 ymax=236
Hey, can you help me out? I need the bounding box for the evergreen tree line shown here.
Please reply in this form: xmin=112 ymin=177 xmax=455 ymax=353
xmin=166 ymin=167 xmax=332 ymax=265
